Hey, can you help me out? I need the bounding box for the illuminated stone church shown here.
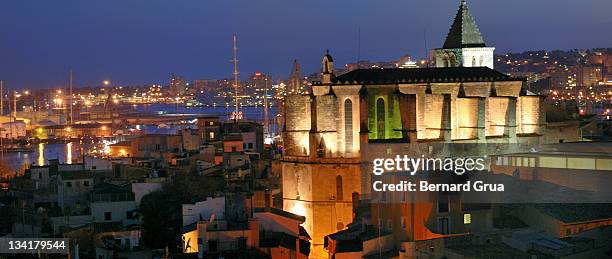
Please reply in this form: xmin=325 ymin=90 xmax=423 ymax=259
xmin=281 ymin=0 xmax=546 ymax=257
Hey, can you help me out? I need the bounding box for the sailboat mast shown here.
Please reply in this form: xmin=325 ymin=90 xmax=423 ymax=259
xmin=69 ymin=70 xmax=73 ymax=125
xmin=0 ymin=80 xmax=3 ymax=116
xmin=263 ymin=77 xmax=269 ymax=136
xmin=232 ymin=34 xmax=239 ymax=120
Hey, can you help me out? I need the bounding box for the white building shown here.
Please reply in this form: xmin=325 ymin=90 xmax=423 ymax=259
xmin=0 ymin=120 xmax=26 ymax=139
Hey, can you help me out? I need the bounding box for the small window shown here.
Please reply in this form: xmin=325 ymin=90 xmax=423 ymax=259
xmin=464 ymin=213 xmax=472 ymax=224
xmin=66 ymin=182 xmax=72 ymax=187
xmin=38 ymin=173 xmax=42 ymax=179
xmin=209 ymin=121 xmax=213 ymax=126
xmin=336 ymin=175 xmax=343 ymax=201
xmin=84 ymin=181 xmax=90 ymax=187
xmin=566 ymin=228 xmax=571 ymax=236
xmin=209 ymin=131 xmax=215 ymax=139
xmin=247 ymin=143 xmax=253 ymax=149
xmin=104 ymin=212 xmax=112 ymax=221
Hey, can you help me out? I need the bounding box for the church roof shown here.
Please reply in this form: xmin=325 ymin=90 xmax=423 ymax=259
xmin=443 ymin=0 xmax=486 ymax=49
xmin=329 ymin=67 xmax=516 ymax=85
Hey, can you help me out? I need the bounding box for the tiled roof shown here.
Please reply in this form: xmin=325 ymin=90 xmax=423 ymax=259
xmin=330 ymin=67 xmax=516 ymax=85
xmin=254 ymin=207 xmax=306 ymax=222
xmin=443 ymin=0 xmax=486 ymax=49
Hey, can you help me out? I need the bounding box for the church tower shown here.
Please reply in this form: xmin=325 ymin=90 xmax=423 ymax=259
xmin=432 ymin=0 xmax=495 ymax=69
xmin=321 ymin=49 xmax=335 ymax=84
xmin=281 ymin=50 xmax=362 ymax=257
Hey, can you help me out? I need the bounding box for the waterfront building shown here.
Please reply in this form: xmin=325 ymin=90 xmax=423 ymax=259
xmin=0 ymin=120 xmax=26 ymax=139
xmin=169 ymin=73 xmax=189 ymax=99
xmin=36 ymin=123 xmax=112 ymax=139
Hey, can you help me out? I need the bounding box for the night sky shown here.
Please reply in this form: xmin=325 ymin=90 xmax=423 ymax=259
xmin=0 ymin=0 xmax=611 ymax=89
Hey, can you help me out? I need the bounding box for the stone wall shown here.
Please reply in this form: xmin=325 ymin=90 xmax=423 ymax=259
xmin=486 ymin=97 xmax=510 ymax=136
xmin=281 ymin=161 xmax=361 ymax=257
xmin=453 ymin=98 xmax=479 ymax=140
xmin=420 ymin=94 xmax=445 ymax=139
xmin=517 ymin=96 xmax=542 ymax=135
xmin=285 ymin=95 xmax=311 ymax=131
xmin=316 ymin=95 xmax=338 ymax=132
xmin=284 ymin=95 xmax=311 ymax=156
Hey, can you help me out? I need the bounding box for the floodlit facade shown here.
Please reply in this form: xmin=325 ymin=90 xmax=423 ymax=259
xmin=280 ymin=1 xmax=558 ymax=257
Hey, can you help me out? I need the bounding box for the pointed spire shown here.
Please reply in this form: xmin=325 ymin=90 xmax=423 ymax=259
xmin=288 ymin=59 xmax=302 ymax=95
xmin=443 ymin=0 xmax=486 ymax=49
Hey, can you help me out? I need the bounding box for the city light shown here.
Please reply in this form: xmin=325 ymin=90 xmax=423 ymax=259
xmin=1 ymin=2 xmax=610 ymax=258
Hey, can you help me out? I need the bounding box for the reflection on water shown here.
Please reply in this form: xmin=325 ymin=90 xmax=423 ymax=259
xmin=38 ymin=143 xmax=44 ymax=166
xmin=1 ymin=142 xmax=89 ymax=172
xmin=67 ymin=142 xmax=73 ymax=164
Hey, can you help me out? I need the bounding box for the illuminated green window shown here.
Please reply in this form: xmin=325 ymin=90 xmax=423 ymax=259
xmin=376 ymin=98 xmax=385 ymax=139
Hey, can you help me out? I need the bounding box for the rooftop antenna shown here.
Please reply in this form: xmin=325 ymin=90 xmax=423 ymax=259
xmin=231 ymin=33 xmax=242 ymax=122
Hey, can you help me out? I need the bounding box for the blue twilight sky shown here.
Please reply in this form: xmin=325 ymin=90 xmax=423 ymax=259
xmin=0 ymin=0 xmax=611 ymax=89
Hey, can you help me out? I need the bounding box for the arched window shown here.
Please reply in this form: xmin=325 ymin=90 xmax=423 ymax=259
xmin=376 ymin=98 xmax=385 ymax=139
xmin=449 ymin=53 xmax=457 ymax=67
xmin=336 ymin=175 xmax=343 ymax=200
xmin=344 ymin=99 xmax=353 ymax=154
xmin=472 ymin=56 xmax=476 ymax=67
xmin=442 ymin=54 xmax=450 ymax=67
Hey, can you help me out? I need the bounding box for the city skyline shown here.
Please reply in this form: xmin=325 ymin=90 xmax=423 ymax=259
xmin=0 ymin=0 xmax=611 ymax=89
